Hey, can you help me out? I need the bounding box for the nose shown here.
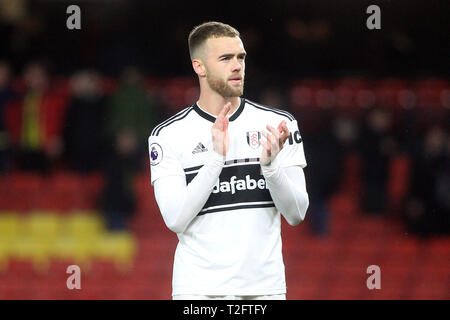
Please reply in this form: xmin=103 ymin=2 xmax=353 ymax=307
xmin=231 ymin=57 xmax=242 ymax=73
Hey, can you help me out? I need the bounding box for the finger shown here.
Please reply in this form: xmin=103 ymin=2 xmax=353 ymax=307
xmin=223 ymin=116 xmax=229 ymax=132
xmin=280 ymin=134 xmax=289 ymax=146
xmin=280 ymin=124 xmax=290 ymax=141
xmin=218 ymin=102 xmax=232 ymax=119
xmin=213 ymin=118 xmax=223 ymax=130
xmin=277 ymin=120 xmax=286 ymax=133
xmin=266 ymin=125 xmax=279 ymax=138
xmin=281 ymin=122 xmax=289 ymax=136
xmin=261 ymin=130 xmax=271 ymax=142
xmin=264 ymin=137 xmax=271 ymax=155
xmin=262 ymin=130 xmax=275 ymax=148
xmin=261 ymin=131 xmax=272 ymax=148
xmin=265 ymin=127 xmax=279 ymax=147
xmin=277 ymin=121 xmax=283 ymax=132
xmin=280 ymin=126 xmax=290 ymax=142
xmin=213 ymin=103 xmax=231 ymax=130
xmin=274 ymin=122 xmax=290 ymax=148
xmin=259 ymin=133 xmax=269 ymax=153
xmin=270 ymin=134 xmax=279 ymax=151
xmin=260 ymin=134 xmax=268 ymax=150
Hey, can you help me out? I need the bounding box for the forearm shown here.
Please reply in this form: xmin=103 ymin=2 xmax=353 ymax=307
xmin=261 ymin=162 xmax=309 ymax=226
xmin=154 ymin=151 xmax=224 ymax=233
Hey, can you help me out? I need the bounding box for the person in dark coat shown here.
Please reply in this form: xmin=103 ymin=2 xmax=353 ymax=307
xmin=63 ymin=70 xmax=107 ymax=173
xmin=303 ymin=109 xmax=344 ymax=236
xmin=404 ymin=127 xmax=449 ymax=237
xmin=359 ymin=108 xmax=397 ymax=215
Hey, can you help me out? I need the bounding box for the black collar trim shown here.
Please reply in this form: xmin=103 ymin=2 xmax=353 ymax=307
xmin=194 ymin=98 xmax=246 ymax=123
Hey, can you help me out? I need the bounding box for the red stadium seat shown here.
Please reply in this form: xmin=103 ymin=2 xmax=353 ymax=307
xmin=375 ymin=78 xmax=410 ymax=109
xmin=387 ymin=155 xmax=411 ymax=213
xmin=415 ymin=78 xmax=449 ymax=108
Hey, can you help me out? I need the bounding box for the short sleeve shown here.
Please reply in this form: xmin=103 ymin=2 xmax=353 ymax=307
xmin=277 ymin=119 xmax=307 ymax=168
xmin=148 ymin=134 xmax=185 ymax=185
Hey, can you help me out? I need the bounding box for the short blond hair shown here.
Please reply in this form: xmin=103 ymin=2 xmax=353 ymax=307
xmin=188 ymin=21 xmax=240 ymax=60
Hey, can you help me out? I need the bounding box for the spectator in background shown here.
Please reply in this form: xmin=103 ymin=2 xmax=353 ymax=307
xmin=63 ymin=70 xmax=107 ymax=173
xmin=333 ymin=115 xmax=360 ymax=154
xmin=101 ymin=66 xmax=158 ymax=230
xmin=360 ymin=108 xmax=397 ymax=215
xmin=0 ymin=0 xmax=28 ymax=63
xmin=8 ymin=62 xmax=65 ymax=173
xmin=101 ymin=127 xmax=140 ymax=230
xmin=0 ymin=61 xmax=14 ymax=173
xmin=404 ymin=127 xmax=450 ymax=237
xmin=303 ymin=109 xmax=343 ymax=236
xmin=104 ymin=66 xmax=158 ymax=157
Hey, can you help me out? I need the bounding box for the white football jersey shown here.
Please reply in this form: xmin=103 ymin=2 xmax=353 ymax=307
xmin=148 ymin=97 xmax=307 ymax=296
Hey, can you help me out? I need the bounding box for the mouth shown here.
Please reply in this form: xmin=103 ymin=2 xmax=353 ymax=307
xmin=229 ymin=76 xmax=243 ymax=85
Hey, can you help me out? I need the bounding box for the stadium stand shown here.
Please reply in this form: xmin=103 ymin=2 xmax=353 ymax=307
xmin=0 ymin=77 xmax=448 ymax=299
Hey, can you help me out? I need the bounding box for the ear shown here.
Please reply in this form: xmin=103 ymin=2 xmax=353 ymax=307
xmin=192 ymin=58 xmax=206 ymax=77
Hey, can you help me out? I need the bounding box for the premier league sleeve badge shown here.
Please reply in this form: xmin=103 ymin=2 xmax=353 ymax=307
xmin=150 ymin=143 xmax=163 ymax=166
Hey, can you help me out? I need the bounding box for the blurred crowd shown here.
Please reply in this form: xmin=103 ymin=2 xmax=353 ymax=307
xmin=258 ymin=85 xmax=449 ymax=238
xmin=0 ymin=59 xmax=449 ymax=239
xmin=0 ymin=60 xmax=160 ymax=231
xmin=298 ymin=104 xmax=449 ymax=238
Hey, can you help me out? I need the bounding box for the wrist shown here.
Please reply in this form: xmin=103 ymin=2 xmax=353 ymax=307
xmin=209 ymin=149 xmax=226 ymax=166
xmin=261 ymin=157 xmax=280 ymax=177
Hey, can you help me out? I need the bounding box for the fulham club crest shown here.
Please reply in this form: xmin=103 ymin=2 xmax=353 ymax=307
xmin=246 ymin=131 xmax=261 ymax=149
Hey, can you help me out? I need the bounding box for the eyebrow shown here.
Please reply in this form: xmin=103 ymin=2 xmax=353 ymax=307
xmin=218 ymin=52 xmax=247 ymax=59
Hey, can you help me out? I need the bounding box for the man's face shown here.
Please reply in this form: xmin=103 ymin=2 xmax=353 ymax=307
xmin=203 ymin=36 xmax=246 ymax=97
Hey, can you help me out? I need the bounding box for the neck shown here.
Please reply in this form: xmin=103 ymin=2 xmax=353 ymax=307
xmin=197 ymin=86 xmax=240 ymax=117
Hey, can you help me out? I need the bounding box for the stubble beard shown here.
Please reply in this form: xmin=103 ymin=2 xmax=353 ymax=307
xmin=206 ymin=72 xmax=244 ymax=98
